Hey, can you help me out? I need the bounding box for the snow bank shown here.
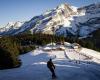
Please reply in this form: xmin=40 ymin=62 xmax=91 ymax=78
xmin=80 ymin=48 xmax=100 ymax=60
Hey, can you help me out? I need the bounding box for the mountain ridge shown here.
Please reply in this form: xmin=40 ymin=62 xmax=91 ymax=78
xmin=0 ymin=3 xmax=100 ymax=38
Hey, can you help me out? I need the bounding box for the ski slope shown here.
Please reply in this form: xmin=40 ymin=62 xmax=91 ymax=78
xmin=0 ymin=45 xmax=100 ymax=80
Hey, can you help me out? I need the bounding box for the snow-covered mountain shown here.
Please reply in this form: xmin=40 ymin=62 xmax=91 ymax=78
xmin=0 ymin=21 xmax=24 ymax=35
xmin=0 ymin=3 xmax=100 ymax=37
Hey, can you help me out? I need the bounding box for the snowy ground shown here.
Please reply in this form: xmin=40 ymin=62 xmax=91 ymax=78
xmin=0 ymin=44 xmax=100 ymax=80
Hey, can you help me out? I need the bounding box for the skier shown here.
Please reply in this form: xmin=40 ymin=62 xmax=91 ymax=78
xmin=47 ymin=58 xmax=56 ymax=79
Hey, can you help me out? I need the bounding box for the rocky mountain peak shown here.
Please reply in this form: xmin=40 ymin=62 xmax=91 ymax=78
xmin=0 ymin=3 xmax=100 ymax=37
xmin=57 ymin=3 xmax=77 ymax=13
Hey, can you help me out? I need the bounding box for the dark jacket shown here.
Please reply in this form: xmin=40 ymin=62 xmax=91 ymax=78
xmin=47 ymin=60 xmax=55 ymax=69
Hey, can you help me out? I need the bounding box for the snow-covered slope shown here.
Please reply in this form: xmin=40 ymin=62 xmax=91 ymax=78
xmin=0 ymin=43 xmax=100 ymax=80
xmin=0 ymin=21 xmax=24 ymax=35
xmin=0 ymin=3 xmax=100 ymax=37
xmin=13 ymin=3 xmax=78 ymax=35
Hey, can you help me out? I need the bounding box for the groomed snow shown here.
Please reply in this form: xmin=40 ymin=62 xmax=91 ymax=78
xmin=0 ymin=44 xmax=100 ymax=80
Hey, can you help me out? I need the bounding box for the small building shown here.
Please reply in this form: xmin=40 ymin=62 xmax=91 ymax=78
xmin=64 ymin=42 xmax=73 ymax=49
xmin=43 ymin=47 xmax=52 ymax=51
xmin=72 ymin=43 xmax=81 ymax=49
xmin=56 ymin=45 xmax=65 ymax=50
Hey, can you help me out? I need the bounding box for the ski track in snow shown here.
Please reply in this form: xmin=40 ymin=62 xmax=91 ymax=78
xmin=0 ymin=46 xmax=100 ymax=80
